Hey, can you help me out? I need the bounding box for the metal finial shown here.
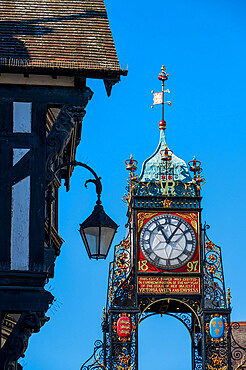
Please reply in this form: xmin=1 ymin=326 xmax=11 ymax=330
xmin=151 ymin=65 xmax=172 ymax=130
xmin=125 ymin=155 xmax=138 ymax=183
xmin=188 ymin=157 xmax=206 ymax=195
xmin=158 ymin=65 xmax=169 ymax=82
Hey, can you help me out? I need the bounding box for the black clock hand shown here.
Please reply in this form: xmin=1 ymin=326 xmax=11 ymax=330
xmin=157 ymin=225 xmax=169 ymax=243
xmin=166 ymin=221 xmax=182 ymax=243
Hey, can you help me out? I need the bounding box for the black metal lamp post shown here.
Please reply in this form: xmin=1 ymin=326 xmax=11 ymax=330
xmin=48 ymin=160 xmax=118 ymax=259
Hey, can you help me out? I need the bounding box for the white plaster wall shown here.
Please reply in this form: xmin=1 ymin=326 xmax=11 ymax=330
xmin=11 ymin=176 xmax=30 ymax=270
xmin=13 ymin=148 xmax=30 ymax=165
xmin=13 ymin=102 xmax=32 ymax=133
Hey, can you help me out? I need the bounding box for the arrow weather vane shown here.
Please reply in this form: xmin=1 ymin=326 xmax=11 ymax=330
xmin=151 ymin=65 xmax=172 ymax=130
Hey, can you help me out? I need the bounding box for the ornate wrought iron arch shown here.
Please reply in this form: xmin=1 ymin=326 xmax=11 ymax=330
xmin=138 ymin=297 xmax=202 ymax=330
xmin=139 ymin=311 xmax=196 ymax=341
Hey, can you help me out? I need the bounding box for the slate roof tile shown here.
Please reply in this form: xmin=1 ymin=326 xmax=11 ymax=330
xmin=0 ymin=0 xmax=125 ymax=77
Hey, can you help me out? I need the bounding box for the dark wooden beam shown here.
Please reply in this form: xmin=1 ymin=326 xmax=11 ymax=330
xmin=0 ymin=85 xmax=93 ymax=105
xmin=0 ymin=290 xmax=53 ymax=311
xmin=0 ymin=103 xmax=13 ymax=270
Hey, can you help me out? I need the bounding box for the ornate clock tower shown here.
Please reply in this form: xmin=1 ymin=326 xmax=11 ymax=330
xmin=82 ymin=67 xmax=234 ymax=370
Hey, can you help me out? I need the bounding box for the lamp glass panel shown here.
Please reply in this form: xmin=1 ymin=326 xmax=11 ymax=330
xmin=83 ymin=226 xmax=99 ymax=256
xmin=100 ymin=227 xmax=116 ymax=256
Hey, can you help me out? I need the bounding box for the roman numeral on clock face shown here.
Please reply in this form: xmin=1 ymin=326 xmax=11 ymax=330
xmin=166 ymin=217 xmax=171 ymax=224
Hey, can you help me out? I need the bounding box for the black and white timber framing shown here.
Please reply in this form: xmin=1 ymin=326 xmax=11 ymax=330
xmin=0 ymin=80 xmax=93 ymax=368
xmin=0 ymin=84 xmax=92 ymax=274
xmin=0 ymin=0 xmax=127 ymax=366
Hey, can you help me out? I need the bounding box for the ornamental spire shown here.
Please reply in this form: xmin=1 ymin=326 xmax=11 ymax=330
xmin=151 ymin=65 xmax=172 ymax=131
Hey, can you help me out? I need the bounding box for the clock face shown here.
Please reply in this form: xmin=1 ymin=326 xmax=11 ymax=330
xmin=139 ymin=214 xmax=197 ymax=270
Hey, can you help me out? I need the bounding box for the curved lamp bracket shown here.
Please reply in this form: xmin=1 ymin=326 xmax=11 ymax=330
xmin=47 ymin=160 xmax=103 ymax=205
xmin=85 ymin=178 xmax=102 ymax=205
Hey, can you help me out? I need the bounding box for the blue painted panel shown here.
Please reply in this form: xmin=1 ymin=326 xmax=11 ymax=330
xmin=209 ymin=317 xmax=225 ymax=339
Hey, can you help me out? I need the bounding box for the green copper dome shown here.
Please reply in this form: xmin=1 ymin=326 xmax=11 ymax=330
xmin=139 ymin=129 xmax=192 ymax=183
xmin=133 ymin=128 xmax=197 ymax=198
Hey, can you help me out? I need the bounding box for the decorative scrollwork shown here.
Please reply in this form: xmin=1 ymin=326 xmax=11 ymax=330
xmin=139 ymin=310 xmax=193 ymax=334
xmin=80 ymin=340 xmax=106 ymax=370
xmin=137 ymin=212 xmax=159 ymax=231
xmin=182 ymin=298 xmax=202 ymax=318
xmin=175 ymin=181 xmax=197 ymax=196
xmin=107 ymin=239 xmax=134 ymax=309
xmin=138 ymin=297 xmax=156 ymax=314
xmin=174 ymin=212 xmax=198 ymax=233
xmin=134 ymin=180 xmax=196 ymax=197
xmin=205 ymin=237 xmax=225 ymax=289
xmin=203 ymin=269 xmax=226 ymax=309
xmin=111 ymin=268 xmax=136 ymax=308
xmin=204 ymin=232 xmax=227 ymax=309
xmin=135 ymin=181 xmax=160 ymax=196
xmin=169 ymin=312 xmax=193 ymax=331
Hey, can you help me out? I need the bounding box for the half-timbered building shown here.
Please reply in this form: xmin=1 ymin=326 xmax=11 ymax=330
xmin=0 ymin=1 xmax=126 ymax=368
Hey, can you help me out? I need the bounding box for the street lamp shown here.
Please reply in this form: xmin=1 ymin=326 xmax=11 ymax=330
xmin=79 ymin=203 xmax=118 ymax=259
xmin=47 ymin=160 xmax=118 ymax=259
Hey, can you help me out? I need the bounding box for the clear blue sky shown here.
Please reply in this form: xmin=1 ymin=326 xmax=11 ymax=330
xmin=22 ymin=0 xmax=246 ymax=368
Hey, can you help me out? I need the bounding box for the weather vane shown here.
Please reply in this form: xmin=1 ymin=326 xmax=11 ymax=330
xmin=151 ymin=65 xmax=172 ymax=130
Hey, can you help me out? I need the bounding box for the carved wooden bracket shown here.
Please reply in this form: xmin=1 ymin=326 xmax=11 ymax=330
xmin=0 ymin=312 xmax=49 ymax=370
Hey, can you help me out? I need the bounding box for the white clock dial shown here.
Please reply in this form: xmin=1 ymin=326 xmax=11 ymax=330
xmin=139 ymin=214 xmax=196 ymax=269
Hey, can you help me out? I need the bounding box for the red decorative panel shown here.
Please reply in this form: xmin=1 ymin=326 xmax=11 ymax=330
xmin=117 ymin=316 xmax=132 ymax=338
xmin=138 ymin=276 xmax=200 ymax=294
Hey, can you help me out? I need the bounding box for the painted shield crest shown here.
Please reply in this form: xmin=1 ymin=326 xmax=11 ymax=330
xmin=209 ymin=317 xmax=225 ymax=339
xmin=117 ymin=316 xmax=132 ymax=338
